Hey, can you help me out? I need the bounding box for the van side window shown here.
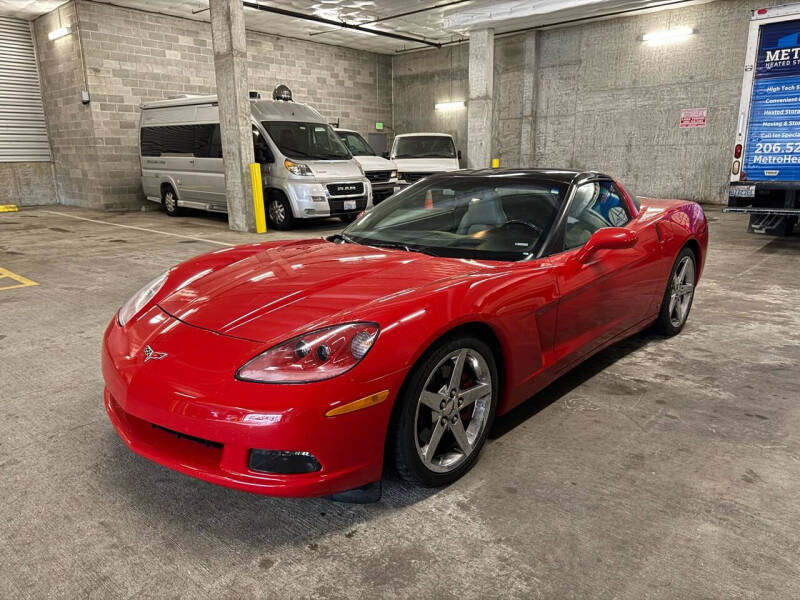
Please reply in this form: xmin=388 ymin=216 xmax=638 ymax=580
xmin=140 ymin=127 xmax=162 ymax=157
xmin=194 ymin=124 xmax=214 ymax=158
xmin=159 ymin=125 xmax=195 ymax=155
xmin=209 ymin=125 xmax=223 ymax=159
xmin=252 ymin=126 xmax=273 ymax=164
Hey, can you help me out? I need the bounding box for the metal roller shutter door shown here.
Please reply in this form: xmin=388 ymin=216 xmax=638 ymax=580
xmin=0 ymin=16 xmax=51 ymax=162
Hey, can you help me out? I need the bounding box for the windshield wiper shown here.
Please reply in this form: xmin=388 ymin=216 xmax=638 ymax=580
xmin=366 ymin=241 xmax=439 ymax=257
xmin=327 ymin=233 xmax=354 ymax=244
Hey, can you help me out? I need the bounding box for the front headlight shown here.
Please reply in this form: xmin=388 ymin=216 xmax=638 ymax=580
xmin=237 ymin=322 xmax=379 ymax=384
xmin=284 ymin=159 xmax=313 ymax=176
xmin=117 ymin=271 xmax=168 ymax=326
xmin=390 ymin=170 xmax=397 ymax=178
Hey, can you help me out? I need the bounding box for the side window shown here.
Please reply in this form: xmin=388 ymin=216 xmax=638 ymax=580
xmin=193 ymin=124 xmax=214 ymax=158
xmin=160 ymin=125 xmax=195 ymax=155
xmin=252 ymin=126 xmax=273 ymax=164
xmin=565 ymin=181 xmax=631 ymax=250
xmin=140 ymin=127 xmax=162 ymax=157
xmin=209 ymin=125 xmax=223 ymax=158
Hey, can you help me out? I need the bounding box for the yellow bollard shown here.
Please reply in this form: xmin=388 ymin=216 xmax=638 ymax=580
xmin=491 ymin=158 xmax=500 ymax=169
xmin=250 ymin=163 xmax=267 ymax=233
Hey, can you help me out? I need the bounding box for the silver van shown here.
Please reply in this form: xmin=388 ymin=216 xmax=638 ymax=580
xmin=139 ymin=91 xmax=372 ymax=229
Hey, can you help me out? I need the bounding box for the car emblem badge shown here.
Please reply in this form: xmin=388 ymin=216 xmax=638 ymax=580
xmin=143 ymin=345 xmax=167 ymax=363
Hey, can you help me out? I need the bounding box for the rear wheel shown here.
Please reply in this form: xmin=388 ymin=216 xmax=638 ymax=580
xmin=266 ymin=192 xmax=295 ymax=230
xmin=654 ymin=247 xmax=696 ymax=336
xmin=161 ymin=186 xmax=180 ymax=216
xmin=390 ymin=336 xmax=498 ymax=487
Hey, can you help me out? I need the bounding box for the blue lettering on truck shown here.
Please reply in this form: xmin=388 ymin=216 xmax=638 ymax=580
xmin=744 ymin=20 xmax=800 ymax=181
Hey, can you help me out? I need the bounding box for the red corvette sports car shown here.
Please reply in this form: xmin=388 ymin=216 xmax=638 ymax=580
xmin=102 ymin=169 xmax=707 ymax=500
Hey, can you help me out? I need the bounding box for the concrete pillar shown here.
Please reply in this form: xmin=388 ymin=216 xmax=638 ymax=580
xmin=519 ymin=31 xmax=538 ymax=167
xmin=209 ymin=0 xmax=255 ymax=232
xmin=467 ymin=28 xmax=494 ymax=169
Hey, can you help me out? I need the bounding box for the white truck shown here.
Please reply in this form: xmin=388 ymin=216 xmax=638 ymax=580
xmin=728 ymin=3 xmax=800 ymax=235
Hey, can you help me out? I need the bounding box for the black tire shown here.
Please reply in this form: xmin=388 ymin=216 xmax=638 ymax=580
xmin=161 ymin=185 xmax=180 ymax=216
xmin=654 ymin=247 xmax=697 ymax=336
xmin=390 ymin=335 xmax=499 ymax=487
xmin=340 ymin=213 xmax=358 ymax=224
xmin=266 ymin=192 xmax=295 ymax=230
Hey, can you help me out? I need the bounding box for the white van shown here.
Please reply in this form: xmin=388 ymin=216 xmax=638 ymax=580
xmin=390 ymin=133 xmax=461 ymax=186
xmin=139 ymin=90 xmax=372 ymax=229
xmin=334 ymin=128 xmax=400 ymax=204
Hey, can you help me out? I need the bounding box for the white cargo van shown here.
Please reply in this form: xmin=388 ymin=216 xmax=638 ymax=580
xmin=334 ymin=128 xmax=400 ymax=203
xmin=389 ymin=133 xmax=461 ymax=186
xmin=139 ymin=90 xmax=372 ymax=229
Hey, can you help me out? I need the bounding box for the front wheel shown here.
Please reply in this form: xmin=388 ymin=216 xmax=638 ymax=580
xmin=390 ymin=336 xmax=498 ymax=487
xmin=266 ymin=193 xmax=295 ymax=230
xmin=654 ymin=247 xmax=696 ymax=336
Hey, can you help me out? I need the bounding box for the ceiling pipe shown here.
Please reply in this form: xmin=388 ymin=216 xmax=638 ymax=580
xmin=242 ymin=1 xmax=442 ymax=48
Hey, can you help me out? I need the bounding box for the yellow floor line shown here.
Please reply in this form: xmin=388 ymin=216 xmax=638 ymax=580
xmin=40 ymin=210 xmax=234 ymax=247
xmin=0 ymin=268 xmax=38 ymax=291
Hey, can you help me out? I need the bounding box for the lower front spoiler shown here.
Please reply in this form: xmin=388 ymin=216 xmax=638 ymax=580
xmin=104 ymin=389 xmax=378 ymax=498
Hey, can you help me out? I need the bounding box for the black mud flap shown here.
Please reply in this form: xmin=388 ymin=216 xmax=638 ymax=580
xmin=326 ymin=480 xmax=382 ymax=504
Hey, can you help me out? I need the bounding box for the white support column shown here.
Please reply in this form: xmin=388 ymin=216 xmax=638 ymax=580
xmin=467 ymin=28 xmax=494 ymax=169
xmin=209 ymin=0 xmax=255 ymax=232
xmin=519 ymin=30 xmax=538 ymax=167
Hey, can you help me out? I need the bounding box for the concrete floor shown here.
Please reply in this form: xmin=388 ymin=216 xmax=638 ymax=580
xmin=1 ymin=205 xmax=799 ymax=598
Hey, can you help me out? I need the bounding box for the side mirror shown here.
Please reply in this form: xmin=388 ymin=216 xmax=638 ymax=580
xmin=457 ymin=150 xmax=462 ymax=160
xmin=382 ymin=151 xmax=390 ymax=159
xmin=575 ymin=227 xmax=637 ymax=263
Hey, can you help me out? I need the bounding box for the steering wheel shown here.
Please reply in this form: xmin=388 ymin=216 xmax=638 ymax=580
xmin=499 ymin=219 xmax=543 ymax=235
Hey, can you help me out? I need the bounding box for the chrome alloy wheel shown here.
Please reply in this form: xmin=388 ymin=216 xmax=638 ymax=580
xmin=669 ymin=255 xmax=695 ymax=328
xmin=164 ymin=190 xmax=177 ymax=212
xmin=414 ymin=348 xmax=494 ymax=473
xmin=268 ymin=199 xmax=286 ymax=225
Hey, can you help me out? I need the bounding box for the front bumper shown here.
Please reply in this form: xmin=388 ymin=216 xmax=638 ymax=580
xmin=101 ymin=309 xmax=404 ymax=497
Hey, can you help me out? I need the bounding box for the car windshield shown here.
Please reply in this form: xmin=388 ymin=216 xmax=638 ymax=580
xmin=262 ymin=121 xmax=351 ymax=160
xmin=343 ymin=176 xmax=567 ymax=261
xmin=394 ymin=136 xmax=456 ymax=159
xmin=337 ymin=131 xmax=376 ymax=156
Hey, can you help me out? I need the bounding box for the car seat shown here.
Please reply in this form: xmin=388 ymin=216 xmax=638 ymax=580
xmin=457 ymin=193 xmax=507 ymax=235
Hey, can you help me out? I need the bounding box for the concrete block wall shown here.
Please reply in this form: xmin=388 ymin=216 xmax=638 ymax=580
xmin=33 ymin=2 xmax=99 ymax=208
xmin=0 ymin=163 xmax=57 ymax=206
xmin=392 ymin=0 xmax=789 ymax=205
xmin=34 ymin=0 xmax=393 ymax=210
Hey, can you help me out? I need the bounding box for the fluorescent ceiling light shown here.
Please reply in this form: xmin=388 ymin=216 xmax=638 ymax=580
xmin=435 ymin=101 xmax=466 ymax=110
xmin=48 ymin=26 xmax=71 ymax=40
xmin=642 ymin=26 xmax=694 ymax=43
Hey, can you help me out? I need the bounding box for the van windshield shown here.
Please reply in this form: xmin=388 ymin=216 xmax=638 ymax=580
xmin=262 ymin=121 xmax=351 ymax=161
xmin=394 ymin=136 xmax=456 ymax=159
xmin=337 ymin=131 xmax=377 ymax=156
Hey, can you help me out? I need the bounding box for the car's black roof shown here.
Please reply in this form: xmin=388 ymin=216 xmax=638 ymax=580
xmin=440 ymin=168 xmax=609 ymax=184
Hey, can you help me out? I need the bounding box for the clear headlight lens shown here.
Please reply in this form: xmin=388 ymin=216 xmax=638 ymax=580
xmin=117 ymin=271 xmax=168 ymax=326
xmin=237 ymin=323 xmax=379 ymax=384
xmin=390 ymin=170 xmax=397 ymax=178
xmin=284 ymin=159 xmax=312 ymax=176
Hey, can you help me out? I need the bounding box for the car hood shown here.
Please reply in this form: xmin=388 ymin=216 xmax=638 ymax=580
xmin=393 ymin=157 xmax=459 ymax=172
xmin=355 ymin=155 xmax=396 ymax=171
xmin=158 ymin=239 xmax=486 ymax=344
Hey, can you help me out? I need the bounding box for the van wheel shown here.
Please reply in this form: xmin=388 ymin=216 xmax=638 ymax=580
xmin=161 ymin=186 xmax=180 ymax=216
xmin=340 ymin=213 xmax=358 ymax=224
xmin=266 ymin=193 xmax=295 ymax=230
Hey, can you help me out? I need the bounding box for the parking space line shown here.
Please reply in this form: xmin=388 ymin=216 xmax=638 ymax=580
xmin=41 ymin=211 xmax=234 ymax=247
xmin=0 ymin=267 xmax=38 ymax=291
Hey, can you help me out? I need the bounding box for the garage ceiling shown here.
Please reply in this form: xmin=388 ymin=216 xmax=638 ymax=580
xmin=1 ymin=0 xmax=711 ymax=53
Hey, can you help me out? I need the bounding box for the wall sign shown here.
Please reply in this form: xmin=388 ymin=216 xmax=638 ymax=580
xmin=680 ymin=108 xmax=707 ymax=128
